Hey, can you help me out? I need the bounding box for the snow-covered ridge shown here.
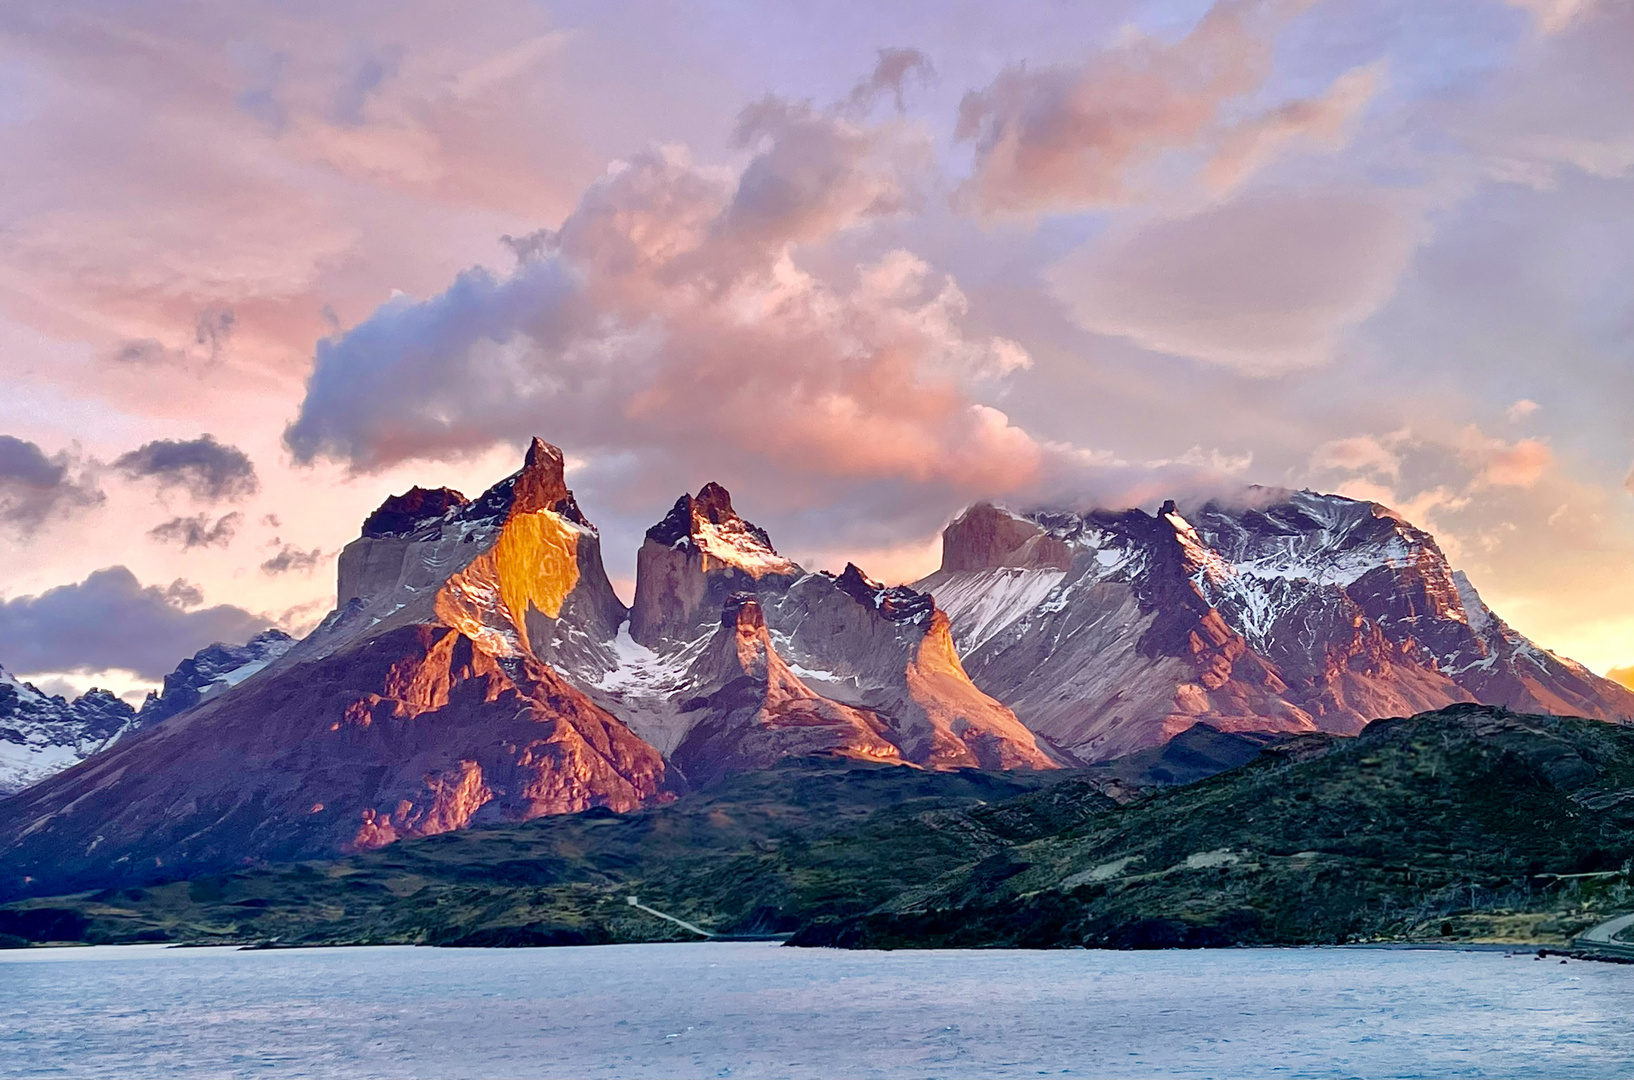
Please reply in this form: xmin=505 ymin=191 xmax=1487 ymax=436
xmin=0 ymin=667 xmax=136 ymax=797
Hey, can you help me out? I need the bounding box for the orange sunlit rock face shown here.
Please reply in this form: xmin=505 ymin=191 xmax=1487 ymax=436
xmin=435 ymin=508 xmax=583 ymax=656
xmin=904 ymin=609 xmax=1060 ymax=770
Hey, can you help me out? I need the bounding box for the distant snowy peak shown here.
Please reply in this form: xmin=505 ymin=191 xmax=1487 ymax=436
xmin=0 ymin=668 xmax=136 ymax=797
xmin=918 ymin=488 xmax=1634 ymax=762
xmin=136 ymin=629 xmax=296 ymax=725
xmin=1 ymin=627 xmax=296 ymax=797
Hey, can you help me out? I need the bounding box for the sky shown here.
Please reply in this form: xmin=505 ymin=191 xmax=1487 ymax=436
xmin=1 ymin=0 xmax=1631 ymax=702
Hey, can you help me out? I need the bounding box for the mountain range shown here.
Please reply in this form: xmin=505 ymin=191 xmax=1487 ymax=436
xmin=1 ymin=436 xmax=1629 ymax=900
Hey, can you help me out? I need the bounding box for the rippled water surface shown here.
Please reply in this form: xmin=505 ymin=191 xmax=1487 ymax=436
xmin=3 ymin=942 xmax=1631 ymax=1078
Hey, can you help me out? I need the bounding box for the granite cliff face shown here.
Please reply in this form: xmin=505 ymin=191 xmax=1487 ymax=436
xmin=628 ymin=483 xmax=800 ymax=648
xmin=669 ymin=595 xmax=903 ymax=787
xmin=594 ymin=484 xmax=1058 ymax=776
xmin=0 ymin=440 xmax=669 ymax=898
xmin=916 ymin=491 xmax=1634 ymax=761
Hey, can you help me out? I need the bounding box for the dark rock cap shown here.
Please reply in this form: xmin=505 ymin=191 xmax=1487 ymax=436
xmin=459 ymin=437 xmax=590 ymax=527
xmin=361 ymin=487 xmax=470 ymax=539
xmin=721 ymin=592 xmax=766 ymax=629
xmin=645 ymin=482 xmax=776 ymax=551
xmin=832 ymin=563 xmax=935 ymax=624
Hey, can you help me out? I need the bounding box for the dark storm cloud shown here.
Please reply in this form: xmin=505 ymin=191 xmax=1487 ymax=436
xmin=114 ymin=434 xmax=259 ymax=502
xmin=0 ymin=435 xmax=104 ymax=535
xmin=0 ymin=567 xmax=269 ymax=680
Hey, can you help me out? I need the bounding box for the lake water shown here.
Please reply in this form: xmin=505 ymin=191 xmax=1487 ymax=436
xmin=2 ymin=942 xmax=1631 ymax=1079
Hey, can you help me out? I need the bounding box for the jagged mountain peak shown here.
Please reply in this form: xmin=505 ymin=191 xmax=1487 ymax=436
xmin=327 ymin=435 xmax=627 ymax=680
xmin=456 ymin=437 xmax=590 ymax=530
xmin=630 ymin=484 xmax=799 ymax=648
xmin=511 ymin=437 xmax=586 ymax=521
xmin=828 ymin=563 xmax=936 ymax=625
xmin=919 ymin=487 xmax=1634 ymax=762
xmin=361 ymin=486 xmax=470 ymax=539
xmin=645 ymin=482 xmax=792 ymax=575
xmin=671 ymin=592 xmax=903 ymax=788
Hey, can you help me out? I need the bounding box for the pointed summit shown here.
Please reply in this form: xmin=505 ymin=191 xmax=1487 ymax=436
xmin=671 ymin=593 xmax=902 ymax=787
xmin=630 ymin=483 xmax=800 ymax=647
xmin=779 ymin=565 xmax=1058 ymax=771
xmin=512 ymin=437 xmax=579 ymax=518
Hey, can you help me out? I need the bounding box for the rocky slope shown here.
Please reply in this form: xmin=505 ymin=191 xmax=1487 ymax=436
xmin=594 ymin=484 xmax=1057 ymax=774
xmin=0 ymin=440 xmax=669 ymax=899
xmin=916 ymin=491 xmax=1634 ymax=761
xmin=0 ymin=630 xmax=295 ymax=796
xmin=669 ymin=595 xmax=903 ymax=787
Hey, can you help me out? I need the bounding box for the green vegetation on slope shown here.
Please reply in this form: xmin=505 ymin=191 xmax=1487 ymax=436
xmin=2 ymin=705 xmax=1631 ymax=952
xmin=793 ymin=706 xmax=1634 ymax=949
xmin=0 ymin=759 xmax=1095 ymax=948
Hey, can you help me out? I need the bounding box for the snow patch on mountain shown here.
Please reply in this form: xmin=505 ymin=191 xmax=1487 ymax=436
xmin=925 ymin=567 xmax=1067 ymax=653
xmin=0 ymin=668 xmax=136 ymax=796
xmin=691 ymin=517 xmax=797 ymax=578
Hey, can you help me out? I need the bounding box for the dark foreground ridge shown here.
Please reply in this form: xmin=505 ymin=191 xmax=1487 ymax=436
xmin=2 ymin=705 xmax=1631 ymax=952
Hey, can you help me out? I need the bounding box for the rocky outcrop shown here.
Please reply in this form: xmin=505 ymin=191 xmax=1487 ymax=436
xmin=917 ymin=490 xmax=1634 ymax=761
xmin=772 ymin=566 xmax=1060 ymax=770
xmin=670 ymin=596 xmax=902 ymax=787
xmin=0 ymin=623 xmax=667 ymax=899
xmin=0 ymin=438 xmax=669 ymax=897
xmin=597 ymin=486 xmax=1058 ymax=776
xmin=629 ymin=483 xmax=800 ymax=648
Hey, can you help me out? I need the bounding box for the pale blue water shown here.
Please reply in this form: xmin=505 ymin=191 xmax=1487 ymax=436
xmin=1 ymin=942 xmax=1630 ymax=1079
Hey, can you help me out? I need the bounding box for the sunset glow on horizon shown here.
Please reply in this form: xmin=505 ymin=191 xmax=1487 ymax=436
xmin=2 ymin=0 xmax=1632 ymax=700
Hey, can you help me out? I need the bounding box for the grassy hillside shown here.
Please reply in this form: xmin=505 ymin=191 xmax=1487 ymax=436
xmin=793 ymin=706 xmax=1634 ymax=949
xmin=2 ymin=705 xmax=1631 ymax=951
xmin=0 ymin=760 xmax=1092 ymax=948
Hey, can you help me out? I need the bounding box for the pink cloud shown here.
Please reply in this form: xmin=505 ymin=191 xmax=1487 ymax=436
xmin=1309 ymin=434 xmax=1403 ymax=479
xmin=1048 ymin=188 xmax=1419 ymax=373
xmin=286 ymin=75 xmax=1045 ymax=509
xmin=1460 ymin=430 xmax=1554 ymax=489
xmin=953 ymin=0 xmax=1378 ymax=214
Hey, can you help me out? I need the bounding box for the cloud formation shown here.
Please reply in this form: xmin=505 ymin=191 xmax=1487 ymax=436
xmin=0 ymin=567 xmax=268 ymax=680
xmin=0 ymin=436 xmax=104 ymax=535
xmin=113 ymin=434 xmax=259 ymax=502
xmin=148 ymin=511 xmax=242 ymax=550
xmin=287 ymin=72 xmax=1047 ymax=517
xmin=1048 ymin=189 xmax=1419 ymax=373
xmin=954 ymin=0 xmax=1378 ymax=214
xmin=261 ymin=543 xmax=325 ymax=575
